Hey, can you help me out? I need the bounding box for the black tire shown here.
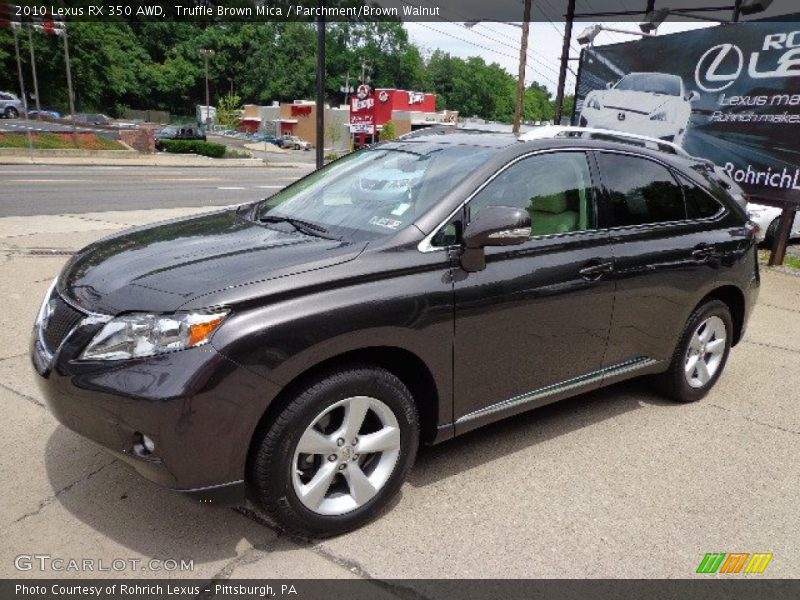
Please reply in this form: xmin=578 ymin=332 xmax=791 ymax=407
xmin=655 ymin=299 xmax=733 ymax=403
xmin=764 ymin=217 xmax=780 ymax=250
xmin=248 ymin=364 xmax=419 ymax=538
xmin=5 ymin=107 xmax=19 ymax=119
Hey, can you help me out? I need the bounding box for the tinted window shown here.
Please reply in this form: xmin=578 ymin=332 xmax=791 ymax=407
xmin=469 ymin=152 xmax=594 ymax=237
xmin=614 ymin=73 xmax=681 ymax=96
xmin=679 ymin=176 xmax=724 ymax=219
xmin=597 ymin=153 xmax=686 ymax=226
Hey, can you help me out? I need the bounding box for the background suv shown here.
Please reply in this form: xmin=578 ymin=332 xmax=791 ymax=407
xmin=32 ymin=131 xmax=759 ymax=537
xmin=0 ymin=91 xmax=24 ymax=118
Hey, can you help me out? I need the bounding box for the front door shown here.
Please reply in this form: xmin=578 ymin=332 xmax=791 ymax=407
xmin=452 ymin=151 xmax=616 ymax=432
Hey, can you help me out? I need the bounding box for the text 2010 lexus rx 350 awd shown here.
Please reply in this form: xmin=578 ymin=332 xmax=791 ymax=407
xmin=32 ymin=132 xmax=759 ymax=537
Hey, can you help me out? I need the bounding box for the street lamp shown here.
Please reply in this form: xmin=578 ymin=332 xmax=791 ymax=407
xmin=577 ymin=23 xmax=653 ymax=46
xmin=198 ymin=48 xmax=215 ymax=128
xmin=464 ymin=1 xmax=531 ymax=135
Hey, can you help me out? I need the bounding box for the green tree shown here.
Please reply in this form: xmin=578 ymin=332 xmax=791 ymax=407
xmin=216 ymin=93 xmax=242 ymax=128
xmin=379 ymin=120 xmax=396 ymax=141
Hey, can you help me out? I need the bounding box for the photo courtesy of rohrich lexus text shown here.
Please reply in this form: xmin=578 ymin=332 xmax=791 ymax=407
xmin=1 ymin=0 xmax=799 ymax=598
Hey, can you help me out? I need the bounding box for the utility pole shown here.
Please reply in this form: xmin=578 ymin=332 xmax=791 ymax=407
xmin=316 ymin=13 xmax=325 ymax=169
xmin=60 ymin=24 xmax=77 ymax=141
xmin=199 ymin=48 xmax=215 ymax=128
xmin=27 ymin=28 xmax=41 ymax=117
xmin=554 ymin=0 xmax=576 ymax=125
xmin=512 ymin=0 xmax=532 ymax=135
xmin=11 ymin=24 xmax=34 ymax=156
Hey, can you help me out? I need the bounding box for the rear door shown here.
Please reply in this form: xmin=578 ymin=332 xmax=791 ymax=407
xmin=593 ymin=151 xmax=727 ymax=367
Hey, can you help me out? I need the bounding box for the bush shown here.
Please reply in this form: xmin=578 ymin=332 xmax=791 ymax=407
xmin=159 ymin=139 xmax=226 ymax=158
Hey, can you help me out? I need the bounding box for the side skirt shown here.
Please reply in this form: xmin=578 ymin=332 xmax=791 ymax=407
xmin=453 ymin=357 xmax=661 ymax=436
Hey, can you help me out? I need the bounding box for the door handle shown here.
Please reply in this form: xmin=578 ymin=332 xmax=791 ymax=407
xmin=579 ymin=260 xmax=613 ymax=280
xmin=692 ymin=244 xmax=715 ymax=260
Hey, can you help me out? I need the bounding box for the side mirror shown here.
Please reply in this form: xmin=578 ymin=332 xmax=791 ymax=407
xmin=461 ymin=206 xmax=531 ymax=272
xmin=606 ymin=81 xmax=614 ymax=89
xmin=686 ymin=90 xmax=699 ymax=102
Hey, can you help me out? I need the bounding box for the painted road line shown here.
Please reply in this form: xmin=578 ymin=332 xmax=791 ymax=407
xmin=256 ymin=185 xmax=285 ymax=189
xmin=218 ymin=186 xmax=246 ymax=190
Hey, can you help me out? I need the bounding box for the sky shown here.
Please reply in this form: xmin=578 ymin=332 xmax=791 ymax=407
xmin=404 ymin=21 xmax=712 ymax=96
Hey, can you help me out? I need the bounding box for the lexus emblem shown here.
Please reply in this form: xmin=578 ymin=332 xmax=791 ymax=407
xmin=694 ymin=43 xmax=743 ymax=93
xmin=617 ymin=112 xmax=626 ymax=121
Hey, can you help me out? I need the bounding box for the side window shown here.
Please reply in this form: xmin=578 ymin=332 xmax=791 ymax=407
xmin=596 ymin=153 xmax=686 ymax=226
xmin=679 ymin=175 xmax=724 ymax=219
xmin=469 ymin=152 xmax=595 ymax=237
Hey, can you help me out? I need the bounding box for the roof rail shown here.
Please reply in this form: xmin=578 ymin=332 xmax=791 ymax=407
xmin=519 ymin=125 xmax=691 ymax=157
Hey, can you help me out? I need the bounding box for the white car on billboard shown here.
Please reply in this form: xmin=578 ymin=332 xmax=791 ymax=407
xmin=579 ymin=72 xmax=697 ymax=146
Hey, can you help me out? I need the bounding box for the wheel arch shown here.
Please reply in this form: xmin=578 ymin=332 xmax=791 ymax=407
xmin=699 ymin=285 xmax=746 ymax=346
xmin=244 ymin=345 xmax=442 ymax=478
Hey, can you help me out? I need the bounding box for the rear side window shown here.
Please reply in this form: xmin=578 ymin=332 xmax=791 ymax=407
xmin=596 ymin=153 xmax=685 ymax=226
xmin=680 ymin=177 xmax=724 ymax=219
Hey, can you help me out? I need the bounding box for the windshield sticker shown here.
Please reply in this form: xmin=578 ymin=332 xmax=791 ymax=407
xmin=391 ymin=203 xmax=411 ymax=216
xmin=369 ymin=216 xmax=403 ymax=230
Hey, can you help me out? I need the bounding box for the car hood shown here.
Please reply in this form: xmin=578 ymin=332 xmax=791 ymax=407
xmin=594 ymin=89 xmax=678 ymax=114
xmin=59 ymin=209 xmax=367 ymax=314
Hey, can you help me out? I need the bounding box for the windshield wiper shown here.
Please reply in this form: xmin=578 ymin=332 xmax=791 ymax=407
xmin=258 ymin=215 xmax=340 ymax=240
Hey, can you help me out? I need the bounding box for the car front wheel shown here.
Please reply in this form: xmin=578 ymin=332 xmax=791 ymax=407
xmin=248 ymin=364 xmax=419 ymax=537
xmin=5 ymin=107 xmax=19 ymax=119
xmin=656 ymin=299 xmax=732 ymax=403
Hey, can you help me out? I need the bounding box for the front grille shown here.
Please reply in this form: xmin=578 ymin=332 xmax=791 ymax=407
xmin=42 ymin=297 xmax=83 ymax=351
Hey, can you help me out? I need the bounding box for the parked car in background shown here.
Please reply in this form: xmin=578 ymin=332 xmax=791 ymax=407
xmin=67 ymin=113 xmax=111 ymax=126
xmin=27 ymin=109 xmax=62 ymax=120
xmin=253 ymin=133 xmax=283 ymax=146
xmin=32 ymin=131 xmax=759 ymax=537
xmin=0 ymin=92 xmax=25 ymax=118
xmin=282 ymin=134 xmax=312 ymax=150
xmin=747 ymin=202 xmax=800 ymax=246
xmin=154 ymin=125 xmax=207 ymax=149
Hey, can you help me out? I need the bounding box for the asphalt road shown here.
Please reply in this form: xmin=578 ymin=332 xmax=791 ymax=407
xmin=0 ymin=164 xmax=309 ymax=216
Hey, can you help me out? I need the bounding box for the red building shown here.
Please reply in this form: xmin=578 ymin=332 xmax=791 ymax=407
xmin=349 ymin=85 xmax=454 ymax=147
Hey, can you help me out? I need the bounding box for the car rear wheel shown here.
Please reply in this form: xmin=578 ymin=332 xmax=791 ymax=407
xmin=248 ymin=364 xmax=419 ymax=537
xmin=5 ymin=107 xmax=19 ymax=119
xmin=655 ymin=299 xmax=732 ymax=403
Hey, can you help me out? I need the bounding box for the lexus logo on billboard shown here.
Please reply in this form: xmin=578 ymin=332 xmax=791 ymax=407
xmin=694 ymin=33 xmax=800 ymax=93
xmin=694 ymin=43 xmax=744 ymax=92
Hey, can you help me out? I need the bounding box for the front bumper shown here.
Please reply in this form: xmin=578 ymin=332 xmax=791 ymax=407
xmin=30 ymin=295 xmax=280 ymax=504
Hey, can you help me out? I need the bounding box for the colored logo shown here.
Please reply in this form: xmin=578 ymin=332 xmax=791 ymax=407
xmin=696 ymin=552 xmax=773 ymax=574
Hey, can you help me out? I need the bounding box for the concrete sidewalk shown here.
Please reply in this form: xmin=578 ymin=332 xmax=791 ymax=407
xmin=1 ymin=207 xmax=799 ymax=583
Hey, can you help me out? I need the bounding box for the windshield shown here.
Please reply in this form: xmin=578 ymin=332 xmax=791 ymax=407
xmin=158 ymin=126 xmax=178 ymax=135
xmin=615 ymin=73 xmax=681 ymax=96
xmin=255 ymin=143 xmax=493 ymax=240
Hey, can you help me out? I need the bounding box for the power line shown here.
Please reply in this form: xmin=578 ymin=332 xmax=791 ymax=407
xmin=409 ymin=0 xmax=562 ymax=85
xmin=413 ymin=22 xmax=560 ymax=88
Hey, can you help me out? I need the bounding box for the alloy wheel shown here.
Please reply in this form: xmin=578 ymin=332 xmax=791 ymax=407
xmin=291 ymin=396 xmax=401 ymax=516
xmin=684 ymin=315 xmax=727 ymax=389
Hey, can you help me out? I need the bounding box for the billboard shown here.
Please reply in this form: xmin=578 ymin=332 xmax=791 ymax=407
xmin=575 ymin=18 xmax=800 ymax=206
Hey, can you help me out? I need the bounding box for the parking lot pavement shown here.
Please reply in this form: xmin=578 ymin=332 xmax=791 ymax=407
xmin=1 ymin=207 xmax=799 ymax=582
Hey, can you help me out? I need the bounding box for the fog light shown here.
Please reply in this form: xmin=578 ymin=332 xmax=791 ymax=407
xmin=132 ymin=432 xmax=156 ymax=457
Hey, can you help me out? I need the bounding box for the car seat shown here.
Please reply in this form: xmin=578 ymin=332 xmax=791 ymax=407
xmin=528 ymin=193 xmax=579 ymax=236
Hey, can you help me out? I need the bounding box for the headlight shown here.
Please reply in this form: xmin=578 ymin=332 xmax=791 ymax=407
xmin=587 ymin=97 xmax=602 ymax=110
xmin=80 ymin=310 xmax=228 ymax=361
xmin=650 ymin=110 xmax=669 ymax=122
